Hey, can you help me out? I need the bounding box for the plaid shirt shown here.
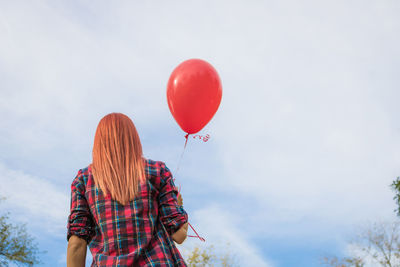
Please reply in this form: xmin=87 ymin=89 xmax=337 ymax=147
xmin=67 ymin=159 xmax=188 ymax=266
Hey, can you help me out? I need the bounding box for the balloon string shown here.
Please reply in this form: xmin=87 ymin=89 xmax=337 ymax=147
xmin=191 ymin=134 xmax=210 ymax=142
xmin=187 ymin=222 xmax=205 ymax=242
xmin=174 ymin=133 xmax=189 ymax=178
xmin=173 ymin=133 xmax=205 ymax=242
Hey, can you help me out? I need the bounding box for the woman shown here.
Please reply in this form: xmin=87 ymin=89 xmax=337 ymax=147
xmin=67 ymin=113 xmax=189 ymax=266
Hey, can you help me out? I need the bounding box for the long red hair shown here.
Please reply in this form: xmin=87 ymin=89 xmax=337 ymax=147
xmin=91 ymin=113 xmax=145 ymax=205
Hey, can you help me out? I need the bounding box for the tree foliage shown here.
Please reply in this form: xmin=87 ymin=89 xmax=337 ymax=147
xmin=322 ymin=177 xmax=400 ymax=266
xmin=0 ymin=198 xmax=40 ymax=266
xmin=391 ymin=177 xmax=400 ymax=216
xmin=185 ymin=244 xmax=237 ymax=267
xmin=321 ymin=254 xmax=365 ymax=267
xmin=322 ymin=221 xmax=400 ymax=267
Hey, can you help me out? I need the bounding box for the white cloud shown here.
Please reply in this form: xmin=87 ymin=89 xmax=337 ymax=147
xmin=203 ymin=0 xmax=400 ymax=240
xmin=0 ymin=162 xmax=69 ymax=235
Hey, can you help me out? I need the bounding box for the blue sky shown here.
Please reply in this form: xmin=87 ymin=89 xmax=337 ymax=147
xmin=0 ymin=1 xmax=400 ymax=266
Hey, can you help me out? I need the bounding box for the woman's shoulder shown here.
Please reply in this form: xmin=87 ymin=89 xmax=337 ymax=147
xmin=145 ymin=158 xmax=168 ymax=173
xmin=144 ymin=158 xmax=172 ymax=185
xmin=70 ymin=165 xmax=92 ymax=189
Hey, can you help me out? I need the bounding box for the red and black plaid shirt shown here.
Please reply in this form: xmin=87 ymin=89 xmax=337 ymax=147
xmin=67 ymin=159 xmax=188 ymax=266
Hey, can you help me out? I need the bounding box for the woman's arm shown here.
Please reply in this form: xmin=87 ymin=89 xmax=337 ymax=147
xmin=67 ymin=170 xmax=94 ymax=267
xmin=172 ymin=193 xmax=188 ymax=244
xmin=67 ymin=235 xmax=87 ymax=267
xmin=158 ymin=163 xmax=189 ymax=244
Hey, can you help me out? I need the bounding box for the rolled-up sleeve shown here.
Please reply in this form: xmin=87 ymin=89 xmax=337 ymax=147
xmin=67 ymin=170 xmax=95 ymax=243
xmin=158 ymin=164 xmax=188 ymax=236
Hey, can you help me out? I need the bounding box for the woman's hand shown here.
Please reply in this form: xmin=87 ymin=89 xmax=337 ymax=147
xmin=177 ymin=192 xmax=183 ymax=206
xmin=172 ymin=222 xmax=188 ymax=244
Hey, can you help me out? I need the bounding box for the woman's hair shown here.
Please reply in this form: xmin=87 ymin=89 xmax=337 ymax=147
xmin=91 ymin=113 xmax=145 ymax=205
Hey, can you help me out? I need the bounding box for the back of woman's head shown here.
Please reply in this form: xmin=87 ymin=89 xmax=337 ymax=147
xmin=91 ymin=113 xmax=145 ymax=205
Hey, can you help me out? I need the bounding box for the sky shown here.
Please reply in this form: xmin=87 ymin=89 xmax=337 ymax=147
xmin=0 ymin=0 xmax=400 ymax=266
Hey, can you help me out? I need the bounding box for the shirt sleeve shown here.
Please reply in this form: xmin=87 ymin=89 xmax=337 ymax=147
xmin=158 ymin=163 xmax=188 ymax=236
xmin=67 ymin=170 xmax=95 ymax=243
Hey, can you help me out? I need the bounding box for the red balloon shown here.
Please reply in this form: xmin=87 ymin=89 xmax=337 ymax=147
xmin=167 ymin=59 xmax=222 ymax=134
